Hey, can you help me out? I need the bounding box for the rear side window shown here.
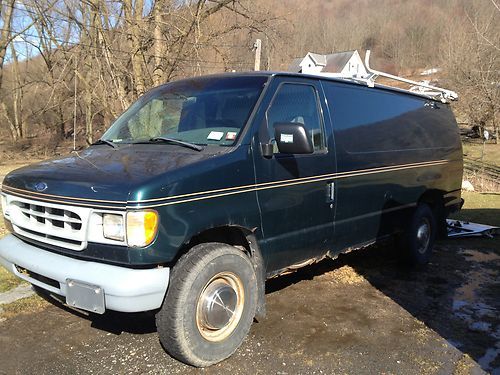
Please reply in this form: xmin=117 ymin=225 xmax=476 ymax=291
xmin=323 ymin=82 xmax=456 ymax=152
xmin=266 ymin=83 xmax=326 ymax=152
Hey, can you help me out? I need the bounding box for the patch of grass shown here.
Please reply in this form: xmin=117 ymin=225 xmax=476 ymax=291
xmin=462 ymin=142 xmax=500 ymax=166
xmin=0 ymin=294 xmax=49 ymax=321
xmin=462 ymin=142 xmax=500 ymax=192
xmin=450 ymin=191 xmax=500 ymax=227
xmin=0 ymin=267 xmax=24 ymax=293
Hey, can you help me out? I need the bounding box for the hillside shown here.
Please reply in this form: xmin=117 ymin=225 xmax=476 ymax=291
xmin=0 ymin=0 xmax=497 ymax=148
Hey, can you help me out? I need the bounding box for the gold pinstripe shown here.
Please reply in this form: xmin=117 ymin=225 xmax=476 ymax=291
xmin=131 ymin=159 xmax=450 ymax=208
xmin=1 ymin=159 xmax=451 ymax=209
xmin=0 ymin=189 xmax=126 ymax=210
xmin=0 ymin=185 xmax=125 ymax=204
xmin=127 ymin=159 xmax=449 ymax=204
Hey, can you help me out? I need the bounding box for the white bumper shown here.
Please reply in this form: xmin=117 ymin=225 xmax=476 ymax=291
xmin=0 ymin=234 xmax=170 ymax=313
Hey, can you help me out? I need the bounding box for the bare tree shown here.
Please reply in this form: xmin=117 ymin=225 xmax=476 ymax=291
xmin=442 ymin=0 xmax=500 ymax=141
xmin=5 ymin=0 xmax=495 ymax=151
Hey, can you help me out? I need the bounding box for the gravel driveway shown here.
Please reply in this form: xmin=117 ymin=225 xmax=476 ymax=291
xmin=1 ymin=240 xmax=497 ymax=374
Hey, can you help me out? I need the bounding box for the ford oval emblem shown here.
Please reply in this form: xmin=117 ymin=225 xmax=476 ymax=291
xmin=34 ymin=182 xmax=48 ymax=192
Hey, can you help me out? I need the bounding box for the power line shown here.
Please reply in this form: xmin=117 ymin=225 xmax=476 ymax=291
xmin=2 ymin=28 xmax=254 ymax=68
xmin=8 ymin=3 xmax=251 ymax=50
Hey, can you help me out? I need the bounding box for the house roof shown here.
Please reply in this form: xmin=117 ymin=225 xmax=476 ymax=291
xmin=288 ymin=58 xmax=303 ymax=73
xmin=288 ymin=50 xmax=358 ymax=73
xmin=308 ymin=53 xmax=327 ymax=66
xmin=324 ymin=50 xmax=356 ymax=72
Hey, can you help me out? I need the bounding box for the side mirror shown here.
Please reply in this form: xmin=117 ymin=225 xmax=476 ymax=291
xmin=274 ymin=122 xmax=313 ymax=154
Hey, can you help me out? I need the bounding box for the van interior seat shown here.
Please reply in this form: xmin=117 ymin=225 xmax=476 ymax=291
xmin=178 ymin=99 xmax=206 ymax=132
xmin=220 ymin=96 xmax=254 ymax=129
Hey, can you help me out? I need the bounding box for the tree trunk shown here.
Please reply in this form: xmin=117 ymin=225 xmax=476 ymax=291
xmin=124 ymin=0 xmax=147 ymax=96
xmin=0 ymin=0 xmax=15 ymax=93
xmin=152 ymin=1 xmax=164 ymax=87
xmin=10 ymin=43 xmax=25 ymax=138
xmin=85 ymin=89 xmax=93 ymax=144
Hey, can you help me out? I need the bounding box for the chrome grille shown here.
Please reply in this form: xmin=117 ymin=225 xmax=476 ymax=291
xmin=6 ymin=196 xmax=91 ymax=251
xmin=14 ymin=202 xmax=83 ymax=231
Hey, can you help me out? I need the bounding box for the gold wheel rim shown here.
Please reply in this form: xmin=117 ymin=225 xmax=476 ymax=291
xmin=195 ymin=271 xmax=245 ymax=342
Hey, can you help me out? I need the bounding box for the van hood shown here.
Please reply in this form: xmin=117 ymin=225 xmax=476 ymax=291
xmin=2 ymin=144 xmax=220 ymax=203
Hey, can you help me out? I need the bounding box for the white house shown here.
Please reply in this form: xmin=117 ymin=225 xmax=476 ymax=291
xmin=288 ymin=50 xmax=368 ymax=78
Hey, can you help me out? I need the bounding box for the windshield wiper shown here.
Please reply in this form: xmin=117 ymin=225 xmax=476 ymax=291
xmin=91 ymin=139 xmax=117 ymax=149
xmin=148 ymin=137 xmax=204 ymax=151
xmin=91 ymin=138 xmax=116 ymax=148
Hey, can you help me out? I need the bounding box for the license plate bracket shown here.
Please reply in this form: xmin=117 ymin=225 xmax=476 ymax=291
xmin=66 ymin=279 xmax=105 ymax=314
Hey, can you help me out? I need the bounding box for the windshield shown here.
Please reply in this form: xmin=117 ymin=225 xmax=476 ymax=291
xmin=102 ymin=75 xmax=267 ymax=147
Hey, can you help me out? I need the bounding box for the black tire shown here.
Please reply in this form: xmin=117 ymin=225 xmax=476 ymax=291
xmin=402 ymin=203 xmax=437 ymax=265
xmin=156 ymin=242 xmax=257 ymax=367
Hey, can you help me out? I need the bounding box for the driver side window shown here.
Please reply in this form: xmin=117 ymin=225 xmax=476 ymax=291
xmin=266 ymin=83 xmax=326 ymax=153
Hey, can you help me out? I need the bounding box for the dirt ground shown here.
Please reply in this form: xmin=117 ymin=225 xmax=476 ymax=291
xmin=0 ymin=238 xmax=498 ymax=374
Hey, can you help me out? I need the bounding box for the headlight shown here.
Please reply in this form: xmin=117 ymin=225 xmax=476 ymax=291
xmin=126 ymin=210 xmax=159 ymax=247
xmin=102 ymin=214 xmax=125 ymax=241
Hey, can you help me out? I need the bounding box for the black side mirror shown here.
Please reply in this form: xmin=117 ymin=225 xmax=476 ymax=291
xmin=274 ymin=122 xmax=313 ymax=154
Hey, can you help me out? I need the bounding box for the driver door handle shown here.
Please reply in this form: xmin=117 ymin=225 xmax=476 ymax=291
xmin=326 ymin=182 xmax=335 ymax=203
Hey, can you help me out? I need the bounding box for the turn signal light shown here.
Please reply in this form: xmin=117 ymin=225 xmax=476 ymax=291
xmin=126 ymin=210 xmax=159 ymax=247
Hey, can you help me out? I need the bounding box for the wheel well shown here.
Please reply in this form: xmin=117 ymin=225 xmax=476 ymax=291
xmin=418 ymin=190 xmax=444 ymax=210
xmin=418 ymin=189 xmax=446 ymax=237
xmin=176 ymin=226 xmax=267 ymax=320
xmin=181 ymin=226 xmax=252 ymax=258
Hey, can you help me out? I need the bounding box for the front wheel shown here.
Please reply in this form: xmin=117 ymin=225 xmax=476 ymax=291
xmin=402 ymin=203 xmax=437 ymax=265
xmin=156 ymin=242 xmax=257 ymax=367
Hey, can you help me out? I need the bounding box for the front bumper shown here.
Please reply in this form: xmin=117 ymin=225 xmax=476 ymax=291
xmin=0 ymin=234 xmax=170 ymax=313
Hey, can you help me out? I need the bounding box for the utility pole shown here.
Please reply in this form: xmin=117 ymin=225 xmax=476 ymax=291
xmin=265 ymin=35 xmax=270 ymax=70
xmin=253 ymin=39 xmax=262 ymax=71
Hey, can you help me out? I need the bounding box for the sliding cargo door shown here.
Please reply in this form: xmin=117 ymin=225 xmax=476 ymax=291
xmin=322 ymin=80 xmax=437 ymax=252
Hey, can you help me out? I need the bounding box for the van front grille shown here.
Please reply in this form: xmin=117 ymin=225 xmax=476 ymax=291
xmin=14 ymin=202 xmax=83 ymax=230
xmin=6 ymin=197 xmax=90 ymax=251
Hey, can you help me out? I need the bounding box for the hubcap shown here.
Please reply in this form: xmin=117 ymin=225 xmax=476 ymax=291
xmin=196 ymin=272 xmax=244 ymax=342
xmin=416 ymin=218 xmax=431 ymax=254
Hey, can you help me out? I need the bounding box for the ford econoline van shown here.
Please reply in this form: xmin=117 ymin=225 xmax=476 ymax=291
xmin=0 ymin=71 xmax=463 ymax=366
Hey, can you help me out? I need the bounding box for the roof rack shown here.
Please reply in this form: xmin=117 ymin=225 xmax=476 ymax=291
xmin=363 ymin=50 xmax=458 ymax=103
xmin=296 ymin=50 xmax=458 ymax=103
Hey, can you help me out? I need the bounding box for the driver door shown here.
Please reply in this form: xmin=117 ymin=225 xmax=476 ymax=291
xmin=252 ymin=77 xmax=337 ymax=272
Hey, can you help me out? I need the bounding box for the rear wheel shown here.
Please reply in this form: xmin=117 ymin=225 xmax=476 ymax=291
xmin=402 ymin=203 xmax=437 ymax=265
xmin=156 ymin=242 xmax=257 ymax=367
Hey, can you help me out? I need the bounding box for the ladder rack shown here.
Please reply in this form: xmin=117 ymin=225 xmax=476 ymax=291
xmin=363 ymin=50 xmax=458 ymax=103
xmin=302 ymin=50 xmax=458 ymax=103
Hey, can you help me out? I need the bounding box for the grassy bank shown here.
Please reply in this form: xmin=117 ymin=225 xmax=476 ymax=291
xmin=462 ymin=142 xmax=500 ymax=165
xmin=462 ymin=142 xmax=500 ymax=192
xmin=451 ymin=191 xmax=500 ymax=227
